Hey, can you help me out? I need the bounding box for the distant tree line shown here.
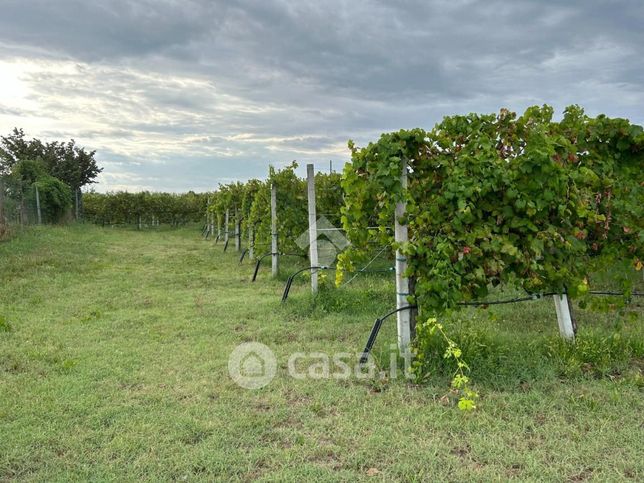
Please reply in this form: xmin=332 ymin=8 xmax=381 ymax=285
xmin=0 ymin=128 xmax=102 ymax=224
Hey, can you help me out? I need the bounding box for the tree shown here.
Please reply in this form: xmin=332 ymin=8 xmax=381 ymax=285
xmin=0 ymin=128 xmax=46 ymax=176
xmin=1 ymin=129 xmax=103 ymax=219
xmin=45 ymin=139 xmax=102 ymax=192
xmin=9 ymin=158 xmax=47 ymax=191
xmin=46 ymin=139 xmax=102 ymax=218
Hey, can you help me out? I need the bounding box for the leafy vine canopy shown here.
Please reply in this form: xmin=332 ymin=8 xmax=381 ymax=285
xmin=340 ymin=105 xmax=643 ymax=313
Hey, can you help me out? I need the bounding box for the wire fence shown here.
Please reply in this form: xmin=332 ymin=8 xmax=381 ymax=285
xmin=0 ymin=183 xmax=70 ymax=227
xmin=0 ymin=180 xmax=85 ymax=240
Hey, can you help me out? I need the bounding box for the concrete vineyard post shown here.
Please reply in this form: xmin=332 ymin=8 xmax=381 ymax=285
xmin=307 ymin=164 xmax=319 ymax=294
xmin=235 ymin=209 xmax=241 ymax=251
xmin=395 ymin=159 xmax=412 ymax=354
xmin=553 ymin=294 xmax=576 ymax=341
xmin=224 ymin=209 xmax=230 ymax=244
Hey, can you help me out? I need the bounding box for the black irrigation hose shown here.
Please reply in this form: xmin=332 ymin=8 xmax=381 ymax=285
xmin=252 ymin=252 xmax=274 ymax=282
xmin=358 ymin=294 xmax=561 ymax=363
xmin=358 ymin=290 xmax=643 ymax=362
xmin=359 ymin=306 xmax=417 ymax=364
xmin=281 ymin=266 xmax=330 ymax=303
xmin=251 ymin=252 xmax=309 ymax=282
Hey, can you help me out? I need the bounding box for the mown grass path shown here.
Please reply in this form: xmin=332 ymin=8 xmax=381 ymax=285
xmin=1 ymin=225 xmax=642 ymax=481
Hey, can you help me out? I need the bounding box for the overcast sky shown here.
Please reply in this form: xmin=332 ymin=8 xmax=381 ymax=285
xmin=0 ymin=0 xmax=642 ymax=192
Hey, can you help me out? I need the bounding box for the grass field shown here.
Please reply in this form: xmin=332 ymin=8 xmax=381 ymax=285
xmin=1 ymin=225 xmax=643 ymax=481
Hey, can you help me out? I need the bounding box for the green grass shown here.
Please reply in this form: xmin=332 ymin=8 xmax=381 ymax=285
xmin=1 ymin=224 xmax=642 ymax=481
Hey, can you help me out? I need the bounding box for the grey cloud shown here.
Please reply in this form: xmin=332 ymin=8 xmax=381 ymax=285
xmin=0 ymin=0 xmax=226 ymax=61
xmin=0 ymin=0 xmax=642 ymax=192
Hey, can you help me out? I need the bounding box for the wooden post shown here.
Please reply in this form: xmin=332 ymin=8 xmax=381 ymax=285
xmin=35 ymin=185 xmax=42 ymax=225
xmin=235 ymin=209 xmax=241 ymax=251
xmin=137 ymin=214 xmax=142 ymax=230
xmin=395 ymin=159 xmax=412 ymax=354
xmin=553 ymin=294 xmax=575 ymax=341
xmin=216 ymin=214 xmax=222 ymax=243
xmin=307 ymin=164 xmax=319 ymax=294
xmin=271 ymin=183 xmax=278 ymax=277
xmin=224 ymin=209 xmax=230 ymax=244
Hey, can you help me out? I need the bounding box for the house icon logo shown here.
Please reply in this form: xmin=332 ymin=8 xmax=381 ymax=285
xmin=295 ymin=215 xmax=350 ymax=266
xmin=228 ymin=342 xmax=277 ymax=389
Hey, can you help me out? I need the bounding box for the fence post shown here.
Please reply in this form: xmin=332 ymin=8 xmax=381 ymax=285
xmin=307 ymin=164 xmax=319 ymax=294
xmin=216 ymin=213 xmax=222 ymax=243
xmin=553 ymin=294 xmax=576 ymax=341
xmin=35 ymin=185 xmax=42 ymax=225
xmin=271 ymin=182 xmax=278 ymax=277
xmin=395 ymin=159 xmax=412 ymax=354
